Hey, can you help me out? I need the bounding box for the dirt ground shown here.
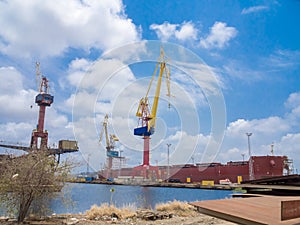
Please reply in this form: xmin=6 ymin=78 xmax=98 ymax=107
xmin=0 ymin=200 xmax=237 ymax=225
xmin=1 ymin=213 xmax=236 ymax=225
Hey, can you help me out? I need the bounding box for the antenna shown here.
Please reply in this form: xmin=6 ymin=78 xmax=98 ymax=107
xmin=271 ymin=143 xmax=274 ymax=156
xmin=36 ymin=62 xmax=41 ymax=92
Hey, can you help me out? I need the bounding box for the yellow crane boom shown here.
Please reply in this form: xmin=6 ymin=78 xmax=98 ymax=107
xmin=134 ymin=48 xmax=171 ymax=136
xmin=99 ymin=114 xmax=118 ymax=152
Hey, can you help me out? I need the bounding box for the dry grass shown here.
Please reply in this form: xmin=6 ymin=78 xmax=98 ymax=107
xmin=85 ymin=203 xmax=136 ymax=220
xmin=85 ymin=200 xmax=197 ymax=221
xmin=155 ymin=200 xmax=197 ymax=217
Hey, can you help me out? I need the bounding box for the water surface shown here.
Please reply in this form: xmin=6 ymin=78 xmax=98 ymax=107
xmin=51 ymin=183 xmax=233 ymax=214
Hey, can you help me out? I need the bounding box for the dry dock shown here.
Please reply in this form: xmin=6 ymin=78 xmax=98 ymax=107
xmin=191 ymin=195 xmax=300 ymax=225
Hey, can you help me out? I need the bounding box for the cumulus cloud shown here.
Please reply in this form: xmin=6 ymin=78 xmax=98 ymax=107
xmin=0 ymin=67 xmax=37 ymax=123
xmin=278 ymin=133 xmax=300 ymax=156
xmin=150 ymin=22 xmax=177 ymax=42
xmin=285 ymin=92 xmax=300 ymax=110
xmin=200 ymin=22 xmax=237 ymax=49
xmin=175 ymin=22 xmax=198 ymax=41
xmin=0 ymin=0 xmax=141 ymax=58
xmin=241 ymin=5 xmax=269 ymax=15
xmin=0 ymin=122 xmax=33 ymax=145
xmin=65 ymin=58 xmax=93 ymax=88
xmin=218 ymin=91 xmax=300 ymax=170
xmin=150 ymin=21 xmax=237 ymax=49
xmin=150 ymin=21 xmax=198 ymax=42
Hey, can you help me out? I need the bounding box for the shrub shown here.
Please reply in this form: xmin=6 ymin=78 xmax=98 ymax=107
xmin=85 ymin=203 xmax=136 ymax=220
xmin=155 ymin=200 xmax=197 ymax=217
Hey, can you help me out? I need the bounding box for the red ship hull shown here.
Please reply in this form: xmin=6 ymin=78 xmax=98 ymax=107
xmin=99 ymin=155 xmax=290 ymax=184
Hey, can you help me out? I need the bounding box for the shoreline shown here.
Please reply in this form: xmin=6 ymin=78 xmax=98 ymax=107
xmin=69 ymin=179 xmax=235 ymax=191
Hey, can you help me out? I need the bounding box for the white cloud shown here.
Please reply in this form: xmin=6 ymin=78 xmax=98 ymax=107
xmin=175 ymin=22 xmax=198 ymax=41
xmin=200 ymin=22 xmax=237 ymax=49
xmin=285 ymin=92 xmax=300 ymax=109
xmin=278 ymin=133 xmax=300 ymax=157
xmin=241 ymin=5 xmax=269 ymax=15
xmin=0 ymin=67 xmax=37 ymax=123
xmin=230 ymin=117 xmax=289 ymax=135
xmin=150 ymin=21 xmax=198 ymax=42
xmin=0 ymin=67 xmax=24 ymax=94
xmin=284 ymin=92 xmax=300 ymax=130
xmin=218 ymin=92 xmax=300 ymax=170
xmin=0 ymin=0 xmax=141 ymax=58
xmin=0 ymin=122 xmax=33 ymax=145
xmin=154 ymin=131 xmax=210 ymax=165
xmin=150 ymin=22 xmax=177 ymax=42
xmin=65 ymin=58 xmax=93 ymax=88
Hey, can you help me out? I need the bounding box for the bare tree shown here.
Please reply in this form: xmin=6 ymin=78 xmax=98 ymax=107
xmin=0 ymin=151 xmax=74 ymax=222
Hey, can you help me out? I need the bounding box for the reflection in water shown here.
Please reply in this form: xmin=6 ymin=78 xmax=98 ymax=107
xmin=50 ymin=183 xmax=232 ymax=214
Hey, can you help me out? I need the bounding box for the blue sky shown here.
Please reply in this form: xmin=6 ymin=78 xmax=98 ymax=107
xmin=0 ymin=0 xmax=300 ymax=173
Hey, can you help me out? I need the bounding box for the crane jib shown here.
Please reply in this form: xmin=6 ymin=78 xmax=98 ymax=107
xmin=134 ymin=48 xmax=170 ymax=137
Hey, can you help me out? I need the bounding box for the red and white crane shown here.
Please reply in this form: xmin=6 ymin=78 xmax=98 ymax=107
xmin=30 ymin=62 xmax=54 ymax=151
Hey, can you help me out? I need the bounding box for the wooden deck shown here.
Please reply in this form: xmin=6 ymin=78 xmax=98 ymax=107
xmin=191 ymin=195 xmax=300 ymax=225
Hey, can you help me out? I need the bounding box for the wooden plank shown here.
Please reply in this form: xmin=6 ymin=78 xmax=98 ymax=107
xmin=191 ymin=196 xmax=300 ymax=225
xmin=281 ymin=200 xmax=300 ymax=220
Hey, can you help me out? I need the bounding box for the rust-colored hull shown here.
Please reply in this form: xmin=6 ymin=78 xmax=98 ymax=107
xmin=99 ymin=155 xmax=289 ymax=184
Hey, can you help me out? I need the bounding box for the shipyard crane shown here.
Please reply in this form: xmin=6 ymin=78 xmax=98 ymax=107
xmin=99 ymin=114 xmax=119 ymax=177
xmin=0 ymin=63 xmax=78 ymax=160
xmin=30 ymin=62 xmax=54 ymax=151
xmin=133 ymin=48 xmax=171 ymax=177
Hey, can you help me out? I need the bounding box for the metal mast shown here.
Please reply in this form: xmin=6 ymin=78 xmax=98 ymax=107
xmin=166 ymin=143 xmax=171 ymax=180
xmin=246 ymin=132 xmax=254 ymax=180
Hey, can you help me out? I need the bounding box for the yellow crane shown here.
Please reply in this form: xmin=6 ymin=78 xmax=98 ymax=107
xmin=134 ymin=48 xmax=171 ymax=137
xmin=134 ymin=48 xmax=171 ymax=167
xmin=99 ymin=114 xmax=119 ymax=151
xmin=99 ymin=114 xmax=119 ymax=177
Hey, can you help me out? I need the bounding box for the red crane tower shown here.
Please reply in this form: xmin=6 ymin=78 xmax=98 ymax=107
xmin=0 ymin=63 xmax=78 ymax=158
xmin=133 ymin=48 xmax=171 ymax=179
xmin=30 ymin=63 xmax=54 ymax=151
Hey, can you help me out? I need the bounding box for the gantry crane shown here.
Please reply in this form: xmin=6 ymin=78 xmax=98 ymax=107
xmin=99 ymin=114 xmax=119 ymax=178
xmin=133 ymin=48 xmax=171 ymax=178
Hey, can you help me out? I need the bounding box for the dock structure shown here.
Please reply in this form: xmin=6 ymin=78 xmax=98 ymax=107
xmin=191 ymin=195 xmax=300 ymax=225
xmin=239 ymin=174 xmax=300 ymax=196
xmin=0 ymin=140 xmax=78 ymax=155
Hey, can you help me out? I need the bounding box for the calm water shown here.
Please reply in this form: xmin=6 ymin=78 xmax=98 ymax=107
xmin=50 ymin=183 xmax=233 ymax=214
